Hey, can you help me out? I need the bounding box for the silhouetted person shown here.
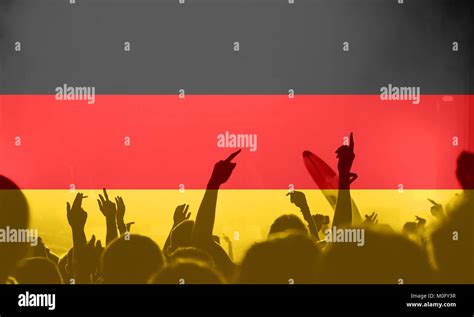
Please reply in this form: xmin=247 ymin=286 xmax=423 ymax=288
xmin=13 ymin=257 xmax=63 ymax=284
xmin=287 ymin=191 xmax=320 ymax=240
xmin=166 ymin=219 xmax=194 ymax=255
xmin=101 ymin=234 xmax=165 ymax=284
xmin=430 ymin=151 xmax=474 ymax=283
xmin=268 ymin=214 xmax=308 ymax=237
xmin=150 ymin=260 xmax=224 ymax=284
xmin=164 ymin=204 xmax=192 ymax=255
xmin=191 ymin=150 xmax=241 ymax=280
xmin=317 ymin=227 xmax=433 ymax=284
xmin=455 ymin=151 xmax=474 ymax=189
xmin=115 ymin=195 xmax=134 ymax=236
xmin=238 ymin=233 xmax=320 ymax=284
xmin=0 ymin=176 xmax=29 ymax=284
xmin=333 ymin=132 xmax=357 ymax=227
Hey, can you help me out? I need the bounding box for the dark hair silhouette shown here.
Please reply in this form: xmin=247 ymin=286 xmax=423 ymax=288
xmin=239 ymin=233 xmax=320 ymax=284
xmin=269 ymin=214 xmax=308 ymax=237
xmin=168 ymin=220 xmax=194 ymax=253
xmin=13 ymin=257 xmax=63 ymax=284
xmin=456 ymin=151 xmax=474 ymax=189
xmin=101 ymin=234 xmax=165 ymax=284
xmin=150 ymin=260 xmax=224 ymax=284
xmin=0 ymin=176 xmax=29 ymax=284
xmin=317 ymin=227 xmax=433 ymax=284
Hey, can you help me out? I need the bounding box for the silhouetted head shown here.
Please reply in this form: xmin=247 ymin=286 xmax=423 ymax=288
xmin=317 ymin=227 xmax=432 ymax=284
xmin=239 ymin=233 xmax=320 ymax=284
xmin=456 ymin=151 xmax=474 ymax=189
xmin=269 ymin=214 xmax=308 ymax=237
xmin=168 ymin=247 xmax=215 ymax=267
xmin=168 ymin=220 xmax=194 ymax=254
xmin=0 ymin=175 xmax=29 ymax=283
xmin=13 ymin=257 xmax=63 ymax=284
xmin=150 ymin=260 xmax=224 ymax=284
xmin=102 ymin=235 xmax=165 ymax=284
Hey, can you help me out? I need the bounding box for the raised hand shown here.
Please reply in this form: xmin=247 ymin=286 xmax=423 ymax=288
xmin=97 ymin=189 xmax=116 ymax=220
xmin=67 ymin=193 xmax=88 ymax=270
xmin=312 ymin=214 xmax=329 ymax=231
xmin=335 ymin=132 xmax=357 ymax=181
xmin=164 ymin=204 xmax=190 ymax=255
xmin=287 ymin=191 xmax=309 ymax=210
xmin=115 ymin=196 xmax=127 ymax=234
xmin=192 ymin=150 xmax=240 ymax=276
xmin=126 ymin=222 xmax=135 ymax=232
xmin=67 ymin=193 xmax=88 ymax=231
xmin=428 ymin=198 xmax=445 ymax=219
xmin=415 ymin=215 xmax=426 ymax=227
xmin=98 ymin=189 xmax=119 ymax=245
xmin=333 ymin=133 xmax=356 ymax=227
xmin=208 ymin=149 xmax=241 ymax=189
xmin=287 ymin=191 xmax=319 ymax=240
xmin=363 ymin=212 xmax=378 ymax=225
xmin=173 ymin=204 xmax=191 ymax=226
xmin=115 ymin=196 xmax=125 ymax=222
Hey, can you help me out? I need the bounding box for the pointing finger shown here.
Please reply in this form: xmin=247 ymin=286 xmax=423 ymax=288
xmin=225 ymin=149 xmax=241 ymax=163
xmin=349 ymin=132 xmax=354 ymax=151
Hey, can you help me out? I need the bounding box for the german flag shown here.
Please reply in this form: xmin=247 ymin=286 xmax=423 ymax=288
xmin=0 ymin=0 xmax=473 ymax=261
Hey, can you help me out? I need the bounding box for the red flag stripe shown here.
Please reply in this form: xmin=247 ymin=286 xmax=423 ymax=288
xmin=0 ymin=94 xmax=472 ymax=189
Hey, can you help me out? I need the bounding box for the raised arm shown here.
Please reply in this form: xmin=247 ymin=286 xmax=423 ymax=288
xmin=223 ymin=234 xmax=234 ymax=261
xmin=287 ymin=191 xmax=320 ymax=240
xmin=164 ymin=204 xmax=191 ymax=254
xmin=115 ymin=196 xmax=126 ymax=235
xmin=115 ymin=196 xmax=134 ymax=236
xmin=333 ymin=133 xmax=357 ymax=227
xmin=66 ymin=193 xmax=88 ymax=275
xmin=97 ymin=189 xmax=119 ymax=245
xmin=192 ymin=150 xmax=240 ymax=243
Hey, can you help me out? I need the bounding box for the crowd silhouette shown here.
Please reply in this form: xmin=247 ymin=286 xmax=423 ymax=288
xmin=0 ymin=134 xmax=473 ymax=284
